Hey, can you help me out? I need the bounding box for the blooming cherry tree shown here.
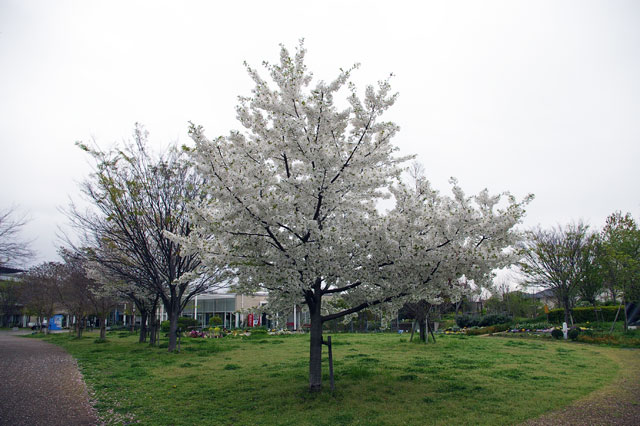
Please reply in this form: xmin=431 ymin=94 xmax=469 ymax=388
xmin=183 ymin=42 xmax=529 ymax=391
xmin=385 ymin=173 xmax=531 ymax=339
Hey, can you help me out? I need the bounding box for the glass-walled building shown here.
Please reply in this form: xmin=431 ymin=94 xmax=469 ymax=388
xmin=182 ymin=294 xmax=237 ymax=328
xmin=153 ymin=291 xmax=317 ymax=331
xmin=157 ymin=292 xmax=270 ymax=328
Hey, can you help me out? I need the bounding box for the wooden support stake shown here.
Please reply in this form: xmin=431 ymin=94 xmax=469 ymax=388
xmin=425 ymin=318 xmax=429 ymax=344
xmin=610 ymin=302 xmax=623 ymax=333
xmin=323 ymin=336 xmax=335 ymax=392
xmin=328 ymin=336 xmax=334 ymax=392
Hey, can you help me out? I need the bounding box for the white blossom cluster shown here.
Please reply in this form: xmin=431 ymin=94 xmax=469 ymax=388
xmin=180 ymin=41 xmax=531 ymax=321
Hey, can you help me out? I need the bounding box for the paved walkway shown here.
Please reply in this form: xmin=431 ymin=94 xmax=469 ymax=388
xmin=0 ymin=331 xmax=98 ymax=426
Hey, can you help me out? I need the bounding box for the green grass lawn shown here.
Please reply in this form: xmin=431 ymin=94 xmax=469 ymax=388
xmin=34 ymin=331 xmax=622 ymax=425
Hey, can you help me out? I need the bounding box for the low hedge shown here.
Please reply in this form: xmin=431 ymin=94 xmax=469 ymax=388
xmin=160 ymin=317 xmax=199 ymax=332
xmin=465 ymin=323 xmax=511 ymax=336
xmin=546 ymin=306 xmax=620 ymax=323
xmin=456 ymin=313 xmax=512 ymax=328
xmin=577 ymin=333 xmax=640 ymax=347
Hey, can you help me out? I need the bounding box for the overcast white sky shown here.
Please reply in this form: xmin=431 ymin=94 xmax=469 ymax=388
xmin=1 ymin=0 xmax=639 ymax=268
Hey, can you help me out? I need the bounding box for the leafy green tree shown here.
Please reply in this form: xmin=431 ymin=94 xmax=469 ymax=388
xmin=599 ymin=212 xmax=640 ymax=330
xmin=519 ymin=223 xmax=591 ymax=325
xmin=575 ymin=233 xmax=605 ymax=309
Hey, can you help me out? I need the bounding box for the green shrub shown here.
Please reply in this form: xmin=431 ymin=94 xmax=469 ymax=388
xmin=160 ymin=317 xmax=199 ymax=332
xmin=568 ymin=328 xmax=580 ymax=341
xmin=465 ymin=323 xmax=511 ymax=336
xmin=514 ymin=321 xmax=553 ymax=330
xmin=456 ymin=315 xmax=477 ymax=328
xmin=209 ymin=316 xmax=222 ymax=326
xmin=480 ymin=314 xmax=512 ymax=327
xmin=551 ymin=329 xmax=563 ymax=339
xmin=456 ymin=313 xmax=512 ymax=328
xmin=547 ymin=306 xmax=620 ymax=323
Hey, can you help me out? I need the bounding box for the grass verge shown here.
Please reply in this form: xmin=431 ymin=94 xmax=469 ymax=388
xmin=33 ymin=331 xmax=624 ymax=425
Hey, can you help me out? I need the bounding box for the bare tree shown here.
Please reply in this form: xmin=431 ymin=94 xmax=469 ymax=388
xmin=85 ymin=255 xmax=160 ymax=344
xmin=86 ymin=276 xmax=119 ymax=341
xmin=67 ymin=125 xmax=224 ymax=351
xmin=120 ymin=287 xmax=160 ymax=344
xmin=21 ymin=263 xmax=60 ymax=333
xmin=0 ymin=207 xmax=34 ymax=267
xmin=519 ymin=222 xmax=591 ymax=324
xmin=54 ymin=250 xmax=94 ymax=338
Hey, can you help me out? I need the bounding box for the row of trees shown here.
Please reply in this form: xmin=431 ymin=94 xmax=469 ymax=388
xmin=66 ymin=127 xmax=226 ymax=351
xmin=3 ymin=43 xmax=525 ymax=392
xmin=519 ymin=213 xmax=640 ymax=328
xmin=13 ymin=43 xmax=635 ymax=393
xmin=2 ymin=250 xmax=117 ymax=339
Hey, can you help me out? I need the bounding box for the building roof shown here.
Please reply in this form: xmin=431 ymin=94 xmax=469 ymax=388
xmin=0 ymin=266 xmax=24 ymax=275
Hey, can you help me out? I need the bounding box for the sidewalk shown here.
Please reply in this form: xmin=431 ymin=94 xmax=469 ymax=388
xmin=0 ymin=332 xmax=98 ymax=426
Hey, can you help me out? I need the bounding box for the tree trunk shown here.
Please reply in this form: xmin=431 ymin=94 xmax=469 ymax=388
xmin=409 ymin=320 xmax=416 ymax=342
xmin=167 ymin=304 xmax=179 ymax=352
xmin=76 ymin=318 xmax=83 ymax=338
xmin=308 ymin=297 xmax=323 ymax=392
xmin=623 ymin=297 xmax=629 ymax=332
xmin=414 ymin=310 xmax=426 ymax=342
xmin=100 ymin=316 xmax=106 ymax=340
xmin=418 ymin=320 xmax=426 ymax=342
xmin=149 ymin=319 xmax=156 ymax=346
xmin=139 ymin=311 xmax=148 ymax=343
xmin=563 ymin=296 xmax=570 ymax=325
xmin=149 ymin=308 xmax=157 ymax=346
xmin=425 ymin=312 xmax=431 ymax=344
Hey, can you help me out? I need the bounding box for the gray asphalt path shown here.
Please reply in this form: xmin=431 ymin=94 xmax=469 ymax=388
xmin=0 ymin=331 xmax=98 ymax=426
